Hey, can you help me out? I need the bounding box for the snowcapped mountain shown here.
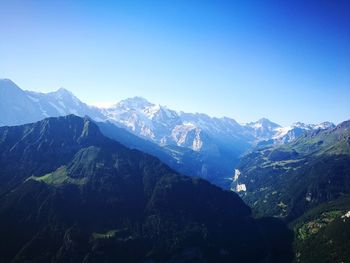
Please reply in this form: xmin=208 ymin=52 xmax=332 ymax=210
xmin=26 ymin=88 xmax=105 ymax=120
xmin=0 ymin=79 xmax=45 ymax=126
xmin=101 ymin=97 xmax=182 ymax=144
xmin=0 ymin=78 xmax=336 ymax=188
xmin=101 ymin=97 xmax=256 ymax=154
xmin=0 ymin=79 xmax=105 ymax=126
xmin=1 ymin=78 xmax=334 ymax=150
xmin=270 ymin=121 xmax=336 ymax=144
xmin=244 ymin=118 xmax=281 ymax=140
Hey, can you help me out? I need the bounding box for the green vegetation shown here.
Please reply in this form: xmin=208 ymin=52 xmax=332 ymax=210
xmin=236 ymin=121 xmax=350 ymax=220
xmin=295 ymin=210 xmax=343 ymax=240
xmin=291 ymin=196 xmax=350 ymax=263
xmin=92 ymin=229 xmax=118 ymax=239
xmin=234 ymin=121 xmax=350 ymax=261
xmin=0 ymin=115 xmax=294 ymax=262
xmin=29 ymin=166 xmax=88 ymax=186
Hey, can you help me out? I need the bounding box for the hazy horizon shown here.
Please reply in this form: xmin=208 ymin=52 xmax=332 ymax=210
xmin=1 ymin=1 xmax=349 ymax=126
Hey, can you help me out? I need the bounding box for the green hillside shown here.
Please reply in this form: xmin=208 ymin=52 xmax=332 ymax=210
xmin=0 ymin=115 xmax=294 ymax=262
xmin=236 ymin=120 xmax=350 ymax=221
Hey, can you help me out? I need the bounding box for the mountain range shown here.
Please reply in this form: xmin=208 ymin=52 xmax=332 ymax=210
xmin=0 ymin=115 xmax=293 ymax=262
xmin=0 ymin=79 xmax=335 ymax=188
xmin=1 ymin=78 xmax=349 ymax=262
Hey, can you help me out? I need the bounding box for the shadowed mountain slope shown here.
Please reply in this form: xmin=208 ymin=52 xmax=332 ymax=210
xmin=0 ymin=115 xmax=293 ymax=262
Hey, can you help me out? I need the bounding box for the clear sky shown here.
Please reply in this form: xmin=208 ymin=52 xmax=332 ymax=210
xmin=1 ymin=0 xmax=349 ymax=125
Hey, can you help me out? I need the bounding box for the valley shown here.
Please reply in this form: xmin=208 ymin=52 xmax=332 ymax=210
xmin=0 ymin=115 xmax=294 ymax=262
xmin=2 ymin=1 xmax=349 ymax=261
xmin=0 ymin=79 xmax=349 ymax=262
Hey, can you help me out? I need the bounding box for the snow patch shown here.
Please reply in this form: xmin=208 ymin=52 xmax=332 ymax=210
xmin=27 ymin=95 xmax=40 ymax=103
xmin=342 ymin=210 xmax=350 ymax=219
xmin=236 ymin=184 xmax=246 ymax=192
xmin=273 ymin=126 xmax=292 ymax=139
xmin=49 ymin=102 xmax=66 ymax=115
xmin=305 ymin=193 xmax=312 ymax=202
xmin=233 ymin=169 xmax=241 ymax=181
xmin=58 ymin=101 xmax=67 ymax=109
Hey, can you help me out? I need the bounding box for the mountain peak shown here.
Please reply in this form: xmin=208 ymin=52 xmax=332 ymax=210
xmin=57 ymin=87 xmax=70 ymax=92
xmin=248 ymin=118 xmax=280 ymax=129
xmin=257 ymin=117 xmax=270 ymax=122
xmin=313 ymin=121 xmax=335 ymax=130
xmin=291 ymin=121 xmax=335 ymax=131
xmin=291 ymin=122 xmax=310 ymax=129
xmin=258 ymin=118 xmax=280 ymax=126
xmin=36 ymin=115 xmax=103 ymax=143
xmin=0 ymin=78 xmax=24 ymax=93
xmin=116 ymin=96 xmax=153 ymax=109
xmin=336 ymin=119 xmax=350 ymax=130
xmin=0 ymin=78 xmax=16 ymax=84
xmin=53 ymin=87 xmax=75 ymax=97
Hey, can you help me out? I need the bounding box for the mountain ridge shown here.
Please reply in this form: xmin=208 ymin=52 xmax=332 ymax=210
xmin=232 ymin=118 xmax=350 ymax=220
xmin=0 ymin=79 xmax=335 ymax=144
xmin=0 ymin=79 xmax=336 ymax=188
xmin=0 ymin=115 xmax=294 ymax=262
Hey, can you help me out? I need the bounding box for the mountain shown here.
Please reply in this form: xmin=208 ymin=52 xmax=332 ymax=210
xmin=0 ymin=79 xmax=47 ymax=126
xmin=0 ymin=115 xmax=293 ymax=262
xmin=244 ymin=118 xmax=281 ymax=141
xmin=101 ymin=96 xmax=181 ymax=143
xmin=232 ymin=119 xmax=350 ymax=262
xmin=233 ymin=119 xmax=350 ymax=220
xmin=101 ymin=97 xmax=257 ymax=187
xmin=0 ymin=79 xmax=105 ymax=126
xmin=102 ymin=97 xmax=251 ymax=151
xmin=103 ymin=99 xmax=334 ymax=152
xmin=255 ymin=121 xmax=336 ymax=147
xmin=0 ymin=79 xmax=334 ymax=189
xmin=271 ymin=121 xmax=335 ymax=144
xmin=97 ymin=121 xmax=243 ymax=188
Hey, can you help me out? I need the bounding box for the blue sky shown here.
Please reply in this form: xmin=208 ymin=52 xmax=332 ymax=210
xmin=1 ymin=0 xmax=349 ymax=125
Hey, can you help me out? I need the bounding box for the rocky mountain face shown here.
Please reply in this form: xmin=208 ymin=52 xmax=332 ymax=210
xmin=101 ymin=96 xmax=252 ymax=152
xmin=0 ymin=115 xmax=293 ymax=262
xmin=244 ymin=118 xmax=281 ymax=141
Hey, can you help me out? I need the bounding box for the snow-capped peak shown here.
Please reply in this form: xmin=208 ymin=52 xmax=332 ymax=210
xmin=291 ymin=122 xmax=312 ymax=130
xmin=272 ymin=121 xmax=335 ymax=142
xmin=290 ymin=121 xmax=335 ymax=131
xmin=0 ymin=78 xmax=24 ymax=93
xmin=143 ymin=104 xmax=162 ymax=119
xmin=273 ymin=126 xmax=293 ymax=139
xmin=313 ymin=122 xmax=335 ymax=130
xmin=245 ymin=118 xmax=280 ymax=130
xmin=0 ymin=78 xmax=338 ymax=156
xmin=0 ymin=78 xmax=16 ymax=84
xmin=56 ymin=87 xmax=72 ymax=94
xmin=115 ymin=96 xmax=153 ymax=110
